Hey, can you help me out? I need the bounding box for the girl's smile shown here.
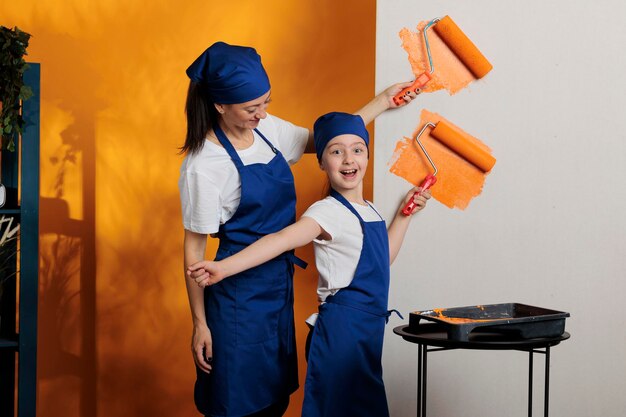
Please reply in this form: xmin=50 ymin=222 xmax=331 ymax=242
xmin=340 ymin=169 xmax=357 ymax=178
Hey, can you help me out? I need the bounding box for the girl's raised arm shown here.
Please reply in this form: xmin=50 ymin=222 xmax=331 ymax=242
xmin=188 ymin=216 xmax=323 ymax=287
xmin=303 ymin=81 xmax=418 ymax=154
xmin=355 ymin=81 xmax=420 ymax=125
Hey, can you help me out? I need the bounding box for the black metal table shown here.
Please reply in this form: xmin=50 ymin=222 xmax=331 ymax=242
xmin=393 ymin=323 xmax=570 ymax=417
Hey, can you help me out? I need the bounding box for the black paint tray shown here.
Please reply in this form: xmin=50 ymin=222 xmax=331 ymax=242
xmin=409 ymin=303 xmax=570 ymax=341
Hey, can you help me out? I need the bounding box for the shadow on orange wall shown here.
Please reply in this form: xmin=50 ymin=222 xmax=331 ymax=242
xmin=29 ymin=24 xmax=102 ymax=416
xmin=3 ymin=1 xmax=375 ymax=416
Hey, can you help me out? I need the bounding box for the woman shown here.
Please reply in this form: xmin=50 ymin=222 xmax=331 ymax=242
xmin=179 ymin=42 xmax=418 ymax=417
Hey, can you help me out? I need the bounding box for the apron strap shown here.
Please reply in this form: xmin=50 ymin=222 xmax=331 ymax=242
xmin=385 ymin=309 xmax=404 ymax=324
xmin=285 ymin=251 xmax=308 ymax=270
xmin=213 ymin=124 xmax=278 ymax=167
xmin=367 ymin=202 xmax=385 ymax=222
xmin=254 ymin=128 xmax=278 ymax=154
xmin=330 ymin=188 xmax=384 ymax=223
xmin=330 ymin=189 xmax=364 ymax=223
xmin=326 ymin=296 xmax=394 ymax=319
xmin=213 ymin=123 xmax=244 ymax=168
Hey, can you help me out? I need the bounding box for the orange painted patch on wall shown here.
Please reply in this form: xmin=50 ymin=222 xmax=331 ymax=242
xmin=399 ymin=19 xmax=489 ymax=95
xmin=389 ymin=110 xmax=495 ymax=210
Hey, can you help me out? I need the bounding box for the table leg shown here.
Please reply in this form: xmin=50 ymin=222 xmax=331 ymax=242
xmin=416 ymin=344 xmax=429 ymax=417
xmin=529 ymin=346 xmax=552 ymax=417
xmin=422 ymin=345 xmax=428 ymax=417
xmin=528 ymin=351 xmax=533 ymax=417
xmin=544 ymin=346 xmax=550 ymax=417
xmin=417 ymin=344 xmax=422 ymax=417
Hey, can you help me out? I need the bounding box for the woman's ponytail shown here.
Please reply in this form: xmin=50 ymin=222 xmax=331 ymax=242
xmin=180 ymin=81 xmax=217 ymax=154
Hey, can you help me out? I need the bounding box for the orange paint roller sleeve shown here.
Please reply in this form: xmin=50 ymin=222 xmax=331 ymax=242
xmin=433 ymin=16 xmax=493 ymax=79
xmin=431 ymin=121 xmax=496 ymax=172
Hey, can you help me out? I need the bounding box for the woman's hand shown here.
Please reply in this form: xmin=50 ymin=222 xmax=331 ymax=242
xmin=187 ymin=260 xmax=227 ymax=287
xmin=192 ymin=323 xmax=213 ymax=374
xmin=401 ymin=186 xmax=432 ymax=215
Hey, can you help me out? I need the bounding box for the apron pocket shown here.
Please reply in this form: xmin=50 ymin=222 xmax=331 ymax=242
xmin=234 ymin=263 xmax=288 ymax=345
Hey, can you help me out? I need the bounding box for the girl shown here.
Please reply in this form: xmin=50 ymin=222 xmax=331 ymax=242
xmin=187 ymin=111 xmax=430 ymax=417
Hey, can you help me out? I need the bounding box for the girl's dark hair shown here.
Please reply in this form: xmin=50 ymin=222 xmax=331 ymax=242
xmin=180 ymin=81 xmax=219 ymax=155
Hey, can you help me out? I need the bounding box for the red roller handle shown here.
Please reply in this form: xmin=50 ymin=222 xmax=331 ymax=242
xmin=392 ymin=73 xmax=432 ymax=106
xmin=401 ymin=173 xmax=437 ymax=216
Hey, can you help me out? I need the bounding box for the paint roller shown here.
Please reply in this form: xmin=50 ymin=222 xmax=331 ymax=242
xmin=401 ymin=120 xmax=496 ymax=215
xmin=393 ymin=16 xmax=493 ymax=105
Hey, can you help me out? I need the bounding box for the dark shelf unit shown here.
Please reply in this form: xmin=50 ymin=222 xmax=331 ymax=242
xmin=0 ymin=63 xmax=40 ymax=417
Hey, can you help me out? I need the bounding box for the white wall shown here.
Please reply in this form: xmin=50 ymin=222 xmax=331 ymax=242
xmin=375 ymin=1 xmax=626 ymax=416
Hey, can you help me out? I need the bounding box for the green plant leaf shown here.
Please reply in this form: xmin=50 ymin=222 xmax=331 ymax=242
xmin=1 ymin=25 xmax=32 ymax=151
xmin=19 ymin=85 xmax=33 ymax=101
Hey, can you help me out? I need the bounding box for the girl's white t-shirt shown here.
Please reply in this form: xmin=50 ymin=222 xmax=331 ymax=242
xmin=179 ymin=114 xmax=309 ymax=234
xmin=302 ymin=196 xmax=384 ymax=303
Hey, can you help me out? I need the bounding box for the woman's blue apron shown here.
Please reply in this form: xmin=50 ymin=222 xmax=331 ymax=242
xmin=302 ymin=189 xmax=396 ymax=417
xmin=194 ymin=124 xmax=306 ymax=417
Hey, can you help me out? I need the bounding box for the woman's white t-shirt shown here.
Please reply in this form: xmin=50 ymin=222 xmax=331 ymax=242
xmin=302 ymin=196 xmax=384 ymax=303
xmin=179 ymin=114 xmax=309 ymax=234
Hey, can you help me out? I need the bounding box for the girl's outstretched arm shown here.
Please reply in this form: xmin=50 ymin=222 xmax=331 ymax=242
xmin=387 ymin=187 xmax=431 ymax=265
xmin=188 ymin=217 xmax=323 ymax=287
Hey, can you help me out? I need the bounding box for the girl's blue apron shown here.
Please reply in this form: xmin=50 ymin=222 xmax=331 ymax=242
xmin=194 ymin=124 xmax=306 ymax=417
xmin=302 ymin=189 xmax=396 ymax=417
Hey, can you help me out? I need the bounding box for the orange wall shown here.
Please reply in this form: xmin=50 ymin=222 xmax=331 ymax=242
xmin=2 ymin=1 xmax=375 ymax=416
